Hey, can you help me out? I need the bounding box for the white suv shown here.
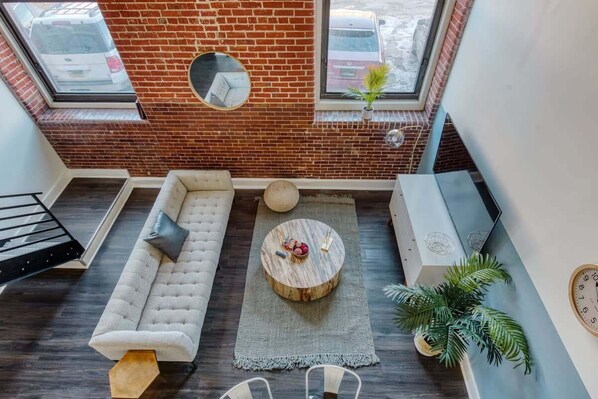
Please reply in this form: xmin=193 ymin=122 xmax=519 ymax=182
xmin=29 ymin=2 xmax=132 ymax=93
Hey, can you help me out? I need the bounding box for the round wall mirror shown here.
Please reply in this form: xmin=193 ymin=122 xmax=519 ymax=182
xmin=188 ymin=52 xmax=250 ymax=110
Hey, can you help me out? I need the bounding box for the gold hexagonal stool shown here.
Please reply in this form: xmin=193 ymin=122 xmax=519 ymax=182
xmin=109 ymin=350 xmax=160 ymax=398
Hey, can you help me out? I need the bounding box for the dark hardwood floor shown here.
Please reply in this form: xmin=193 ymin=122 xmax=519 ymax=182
xmin=0 ymin=189 xmax=467 ymax=399
xmin=39 ymin=178 xmax=126 ymax=247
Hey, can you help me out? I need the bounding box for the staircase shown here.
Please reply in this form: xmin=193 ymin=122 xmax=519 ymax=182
xmin=0 ymin=192 xmax=84 ymax=285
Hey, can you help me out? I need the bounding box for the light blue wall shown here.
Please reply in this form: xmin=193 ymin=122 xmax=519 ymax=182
xmin=475 ymin=221 xmax=589 ymax=399
xmin=418 ymin=105 xmax=446 ymax=174
xmin=423 ymin=107 xmax=589 ymax=398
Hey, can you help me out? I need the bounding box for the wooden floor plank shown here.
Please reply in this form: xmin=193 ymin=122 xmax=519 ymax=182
xmin=0 ymin=189 xmax=467 ymax=399
xmin=47 ymin=178 xmax=126 ymax=247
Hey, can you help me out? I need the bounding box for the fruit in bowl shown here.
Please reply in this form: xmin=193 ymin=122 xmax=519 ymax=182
xmin=292 ymin=242 xmax=309 ymax=259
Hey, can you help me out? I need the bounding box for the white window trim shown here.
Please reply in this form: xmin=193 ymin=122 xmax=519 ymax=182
xmin=0 ymin=17 xmax=136 ymax=110
xmin=314 ymin=0 xmax=456 ymax=112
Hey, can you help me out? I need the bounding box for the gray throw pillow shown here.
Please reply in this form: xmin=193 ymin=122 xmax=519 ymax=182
xmin=143 ymin=210 xmax=189 ymax=262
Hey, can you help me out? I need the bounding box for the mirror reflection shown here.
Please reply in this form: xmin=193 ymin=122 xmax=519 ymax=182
xmin=433 ymin=114 xmax=502 ymax=256
xmin=189 ymin=52 xmax=250 ymax=110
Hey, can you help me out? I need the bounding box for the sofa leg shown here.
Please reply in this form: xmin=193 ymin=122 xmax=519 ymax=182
xmin=191 ymin=359 xmax=198 ymax=371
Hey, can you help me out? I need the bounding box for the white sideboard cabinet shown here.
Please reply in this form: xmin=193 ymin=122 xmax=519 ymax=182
xmin=389 ymin=174 xmax=466 ymax=286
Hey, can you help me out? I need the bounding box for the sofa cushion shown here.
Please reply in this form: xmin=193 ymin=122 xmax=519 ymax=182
xmin=136 ymin=190 xmax=234 ymax=354
xmin=143 ymin=210 xmax=189 ymax=262
xmin=91 ymin=174 xmax=188 ymax=337
xmin=89 ymin=170 xmax=234 ymax=362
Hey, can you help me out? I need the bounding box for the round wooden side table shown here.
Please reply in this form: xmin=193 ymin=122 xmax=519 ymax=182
xmin=260 ymin=219 xmax=345 ymax=301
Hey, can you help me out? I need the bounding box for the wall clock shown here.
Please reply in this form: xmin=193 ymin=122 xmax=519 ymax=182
xmin=569 ymin=264 xmax=598 ymax=336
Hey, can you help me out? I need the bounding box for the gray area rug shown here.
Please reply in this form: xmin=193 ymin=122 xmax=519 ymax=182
xmin=233 ymin=195 xmax=379 ymax=370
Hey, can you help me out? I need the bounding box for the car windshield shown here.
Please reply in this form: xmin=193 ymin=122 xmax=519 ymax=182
xmin=329 ymin=29 xmax=379 ymax=52
xmin=30 ymin=22 xmax=111 ymax=54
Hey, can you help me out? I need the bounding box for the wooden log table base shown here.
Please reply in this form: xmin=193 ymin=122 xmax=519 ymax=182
xmin=109 ymin=350 xmax=160 ymax=398
xmin=260 ymin=219 xmax=345 ymax=301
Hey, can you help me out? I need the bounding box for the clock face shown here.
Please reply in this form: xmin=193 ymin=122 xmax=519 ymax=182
xmin=570 ymin=265 xmax=598 ymax=336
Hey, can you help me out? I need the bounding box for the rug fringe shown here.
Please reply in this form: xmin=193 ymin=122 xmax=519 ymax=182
xmin=232 ymin=353 xmax=380 ymax=371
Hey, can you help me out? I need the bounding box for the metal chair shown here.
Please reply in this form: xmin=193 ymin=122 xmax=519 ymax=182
xmin=305 ymin=365 xmax=362 ymax=399
xmin=219 ymin=377 xmax=274 ymax=399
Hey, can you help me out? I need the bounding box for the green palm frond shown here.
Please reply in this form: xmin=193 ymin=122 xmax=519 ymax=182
xmin=343 ymin=64 xmax=390 ymax=109
xmin=445 ymin=254 xmax=512 ymax=292
xmin=436 ymin=282 xmax=484 ymax=316
xmin=472 ymin=305 xmax=532 ymax=374
xmin=434 ymin=324 xmax=469 ymax=369
xmin=363 ymin=63 xmax=390 ymax=91
xmin=456 ymin=318 xmax=503 ymax=367
xmin=384 ymin=284 xmax=446 ymax=331
xmin=384 ymin=254 xmax=531 ymax=374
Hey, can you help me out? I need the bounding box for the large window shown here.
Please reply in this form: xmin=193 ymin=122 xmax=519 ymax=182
xmin=320 ymin=0 xmax=446 ymax=100
xmin=0 ymin=1 xmax=135 ymax=104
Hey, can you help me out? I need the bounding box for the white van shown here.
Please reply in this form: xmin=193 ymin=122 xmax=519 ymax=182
xmin=29 ymin=2 xmax=132 ymax=93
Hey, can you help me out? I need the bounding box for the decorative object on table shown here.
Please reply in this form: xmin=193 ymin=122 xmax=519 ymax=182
xmin=424 ymin=232 xmax=455 ymax=256
xmin=384 ymin=124 xmax=425 ymax=173
xmin=383 ymin=254 xmax=532 ymax=374
xmin=344 ymin=64 xmax=390 ymax=121
xmin=234 ymin=196 xmax=379 ymax=371
xmin=263 ymin=219 xmax=343 ymax=301
xmin=188 ymin=51 xmax=250 ymax=110
xmin=467 ymin=230 xmax=490 ymax=252
xmin=283 ymin=236 xmax=299 ymax=251
xmin=143 ymin=210 xmax=189 ymax=262
xmin=292 ymin=241 xmax=309 ymax=259
xmin=264 ymin=180 xmax=300 ymax=212
xmin=568 ymin=264 xmax=598 ymax=336
xmin=109 ymin=350 xmax=160 ymax=399
xmin=321 ymin=228 xmax=333 ymax=251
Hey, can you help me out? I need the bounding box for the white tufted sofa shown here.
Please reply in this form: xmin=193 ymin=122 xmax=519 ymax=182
xmin=89 ymin=170 xmax=234 ymax=362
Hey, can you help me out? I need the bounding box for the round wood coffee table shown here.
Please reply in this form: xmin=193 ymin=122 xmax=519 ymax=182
xmin=260 ymin=219 xmax=345 ymax=302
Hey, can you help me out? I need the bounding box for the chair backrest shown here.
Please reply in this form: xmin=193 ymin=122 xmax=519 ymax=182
xmin=220 ymin=377 xmax=273 ymax=399
xmin=305 ymin=365 xmax=362 ymax=399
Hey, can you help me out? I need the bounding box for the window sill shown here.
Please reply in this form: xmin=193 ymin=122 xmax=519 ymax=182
xmin=314 ymin=110 xmax=429 ymax=126
xmin=315 ymin=98 xmax=424 ymax=112
xmin=37 ymin=108 xmax=146 ymax=125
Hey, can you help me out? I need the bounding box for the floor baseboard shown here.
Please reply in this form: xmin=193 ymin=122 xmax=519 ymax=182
xmin=130 ymin=176 xmax=394 ymax=191
xmin=42 ymin=169 xmax=72 ymax=207
xmin=68 ymin=169 xmax=130 ymax=179
xmin=460 ymin=355 xmax=480 ymax=399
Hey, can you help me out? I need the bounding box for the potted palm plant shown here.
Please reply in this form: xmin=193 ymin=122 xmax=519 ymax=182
xmin=384 ymin=254 xmax=532 ymax=374
xmin=344 ymin=64 xmax=390 ymax=121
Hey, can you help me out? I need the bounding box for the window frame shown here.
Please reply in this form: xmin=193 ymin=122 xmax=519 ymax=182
xmin=315 ymin=0 xmax=455 ymax=111
xmin=0 ymin=0 xmax=137 ymax=107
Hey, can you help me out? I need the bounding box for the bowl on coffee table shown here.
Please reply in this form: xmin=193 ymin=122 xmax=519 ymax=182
xmin=292 ymin=242 xmax=309 ymax=259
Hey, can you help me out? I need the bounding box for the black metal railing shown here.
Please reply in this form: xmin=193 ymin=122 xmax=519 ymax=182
xmin=0 ymin=192 xmax=84 ymax=285
xmin=0 ymin=192 xmax=76 ymax=253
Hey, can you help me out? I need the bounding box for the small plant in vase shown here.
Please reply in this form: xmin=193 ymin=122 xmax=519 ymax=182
xmin=383 ymin=254 xmax=532 ymax=374
xmin=344 ymin=64 xmax=390 ymax=121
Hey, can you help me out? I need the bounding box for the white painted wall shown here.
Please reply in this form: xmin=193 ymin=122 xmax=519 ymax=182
xmin=443 ymin=0 xmax=598 ymax=395
xmin=0 ymin=78 xmax=66 ymax=201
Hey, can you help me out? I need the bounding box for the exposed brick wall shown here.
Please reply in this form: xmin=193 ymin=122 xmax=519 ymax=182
xmin=0 ymin=0 xmax=474 ymax=178
xmin=433 ymin=117 xmax=477 ymax=173
xmin=424 ymin=0 xmax=474 ymax=119
xmin=0 ymin=35 xmax=48 ymax=118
